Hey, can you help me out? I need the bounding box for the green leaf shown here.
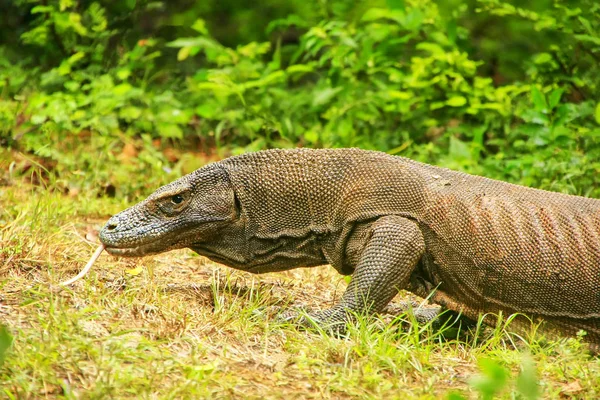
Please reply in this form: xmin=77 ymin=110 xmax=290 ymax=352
xmin=116 ymin=68 xmax=131 ymax=80
xmin=63 ymin=80 xmax=80 ymax=92
xmin=595 ymin=103 xmax=600 ymax=125
xmin=67 ymin=51 xmax=85 ymax=65
xmin=386 ymin=0 xmax=405 ymax=10
xmin=0 ymin=325 xmax=13 ymax=367
xmin=445 ymin=393 xmax=466 ymax=400
xmin=286 ymin=64 xmax=315 ymax=80
xmin=470 ymin=358 xmax=509 ymax=400
xmin=531 ymin=87 xmax=547 ymax=112
xmin=60 ymin=0 xmax=74 ymax=11
xmin=449 ymin=136 xmax=471 ymax=161
xmin=447 ymin=20 xmax=457 ymax=43
xmin=240 ymin=71 xmax=286 ymax=90
xmin=361 ymin=8 xmax=405 ymax=24
xmin=68 ymin=12 xmax=88 ymax=36
xmin=177 ymin=47 xmax=191 ymax=61
xmin=362 ymin=8 xmax=393 ymax=22
xmin=533 ymin=53 xmax=552 ymax=64
xmin=388 ymin=90 xmax=412 ymax=100
xmin=578 ymin=16 xmax=594 ymax=35
xmin=157 ymin=123 xmax=183 ymax=139
xmin=113 ymin=83 xmax=133 ymax=96
xmin=417 ymin=42 xmax=445 ymax=56
xmin=126 ymin=266 xmax=143 ymax=275
xmin=574 ymin=34 xmax=600 ymax=46
xmin=446 ymin=96 xmax=467 ymax=107
xmin=167 ymin=37 xmax=221 ymax=50
xmin=430 ymin=101 xmax=446 ymax=110
xmin=196 ymin=103 xmax=218 ymax=119
xmin=120 ymin=106 xmax=142 ymax=120
xmin=57 ymin=61 xmax=71 ymax=76
xmin=521 ymin=109 xmax=550 ymax=125
xmin=31 ymin=114 xmax=47 ymax=124
xmin=304 ymin=130 xmax=320 ymax=144
xmin=312 ymin=87 xmax=343 ymax=108
xmin=402 ymin=9 xmax=424 ymax=30
xmin=191 ymin=19 xmax=209 ymax=35
xmin=516 ymin=357 xmax=539 ymax=400
xmin=30 ymin=5 xmax=54 ymax=14
xmin=548 ymin=89 xmax=563 ymax=109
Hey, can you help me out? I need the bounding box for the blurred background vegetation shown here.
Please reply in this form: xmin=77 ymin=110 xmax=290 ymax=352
xmin=1 ymin=0 xmax=599 ymax=199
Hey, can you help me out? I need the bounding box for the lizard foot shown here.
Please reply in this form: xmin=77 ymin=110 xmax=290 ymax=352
xmin=387 ymin=301 xmax=444 ymax=324
xmin=276 ymin=308 xmax=349 ymax=336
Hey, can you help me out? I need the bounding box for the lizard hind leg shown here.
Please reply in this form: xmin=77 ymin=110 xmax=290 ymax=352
xmin=281 ymin=215 xmax=426 ymax=333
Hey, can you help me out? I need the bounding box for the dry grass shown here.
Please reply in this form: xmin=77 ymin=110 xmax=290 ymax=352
xmin=1 ymin=168 xmax=599 ymax=398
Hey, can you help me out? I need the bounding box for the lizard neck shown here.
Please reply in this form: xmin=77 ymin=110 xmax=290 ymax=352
xmin=190 ymin=221 xmax=328 ymax=273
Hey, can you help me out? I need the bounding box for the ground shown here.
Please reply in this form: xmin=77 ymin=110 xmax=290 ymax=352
xmin=1 ymin=161 xmax=599 ymax=399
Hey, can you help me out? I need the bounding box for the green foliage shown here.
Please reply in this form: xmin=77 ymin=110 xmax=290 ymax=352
xmin=181 ymin=2 xmax=515 ymax=151
xmin=0 ymin=325 xmax=13 ymax=367
xmin=448 ymin=356 xmax=539 ymax=400
xmin=0 ymin=0 xmax=599 ymax=197
xmin=477 ymin=0 xmax=600 ymax=93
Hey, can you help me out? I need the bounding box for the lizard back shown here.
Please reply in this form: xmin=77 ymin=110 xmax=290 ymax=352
xmin=220 ymin=148 xmax=600 ymax=339
xmin=414 ymin=161 xmax=600 ymax=320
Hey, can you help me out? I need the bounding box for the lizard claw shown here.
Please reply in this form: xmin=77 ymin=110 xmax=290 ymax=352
xmin=275 ymin=308 xmax=349 ymax=336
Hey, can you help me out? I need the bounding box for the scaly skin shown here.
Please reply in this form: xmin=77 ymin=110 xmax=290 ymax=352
xmin=99 ymin=148 xmax=600 ymax=347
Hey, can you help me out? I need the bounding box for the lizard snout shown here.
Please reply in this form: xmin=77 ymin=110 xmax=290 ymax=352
xmin=97 ymin=212 xmax=165 ymax=257
xmin=98 ymin=215 xmax=124 ymax=246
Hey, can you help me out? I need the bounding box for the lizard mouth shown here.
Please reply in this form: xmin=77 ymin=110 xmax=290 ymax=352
xmin=104 ymin=246 xmax=150 ymax=257
xmin=102 ymin=237 xmax=168 ymax=257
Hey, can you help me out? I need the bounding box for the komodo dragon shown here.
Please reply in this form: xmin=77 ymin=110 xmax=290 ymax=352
xmin=99 ymin=148 xmax=600 ymax=348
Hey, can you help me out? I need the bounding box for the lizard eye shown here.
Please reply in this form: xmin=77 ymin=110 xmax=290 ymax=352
xmin=171 ymin=194 xmax=184 ymax=205
xmin=157 ymin=191 xmax=189 ymax=216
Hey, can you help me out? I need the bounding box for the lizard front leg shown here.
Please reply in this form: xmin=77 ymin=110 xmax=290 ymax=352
xmin=283 ymin=215 xmax=426 ymax=331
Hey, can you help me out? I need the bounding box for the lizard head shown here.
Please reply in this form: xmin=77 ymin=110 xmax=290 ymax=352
xmin=99 ymin=165 xmax=239 ymax=257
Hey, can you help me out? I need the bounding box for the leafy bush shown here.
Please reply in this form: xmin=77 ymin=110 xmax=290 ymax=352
xmin=173 ymin=1 xmax=516 ymax=152
xmin=1 ymin=0 xmax=599 ymax=197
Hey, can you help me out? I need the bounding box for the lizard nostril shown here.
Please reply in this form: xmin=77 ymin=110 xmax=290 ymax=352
xmin=106 ymin=222 xmax=118 ymax=231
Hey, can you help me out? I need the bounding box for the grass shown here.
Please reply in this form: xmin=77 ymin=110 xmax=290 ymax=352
xmin=1 ymin=151 xmax=600 ymax=399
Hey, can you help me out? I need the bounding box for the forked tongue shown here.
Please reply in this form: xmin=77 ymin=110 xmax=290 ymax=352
xmin=60 ymin=244 xmax=105 ymax=286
